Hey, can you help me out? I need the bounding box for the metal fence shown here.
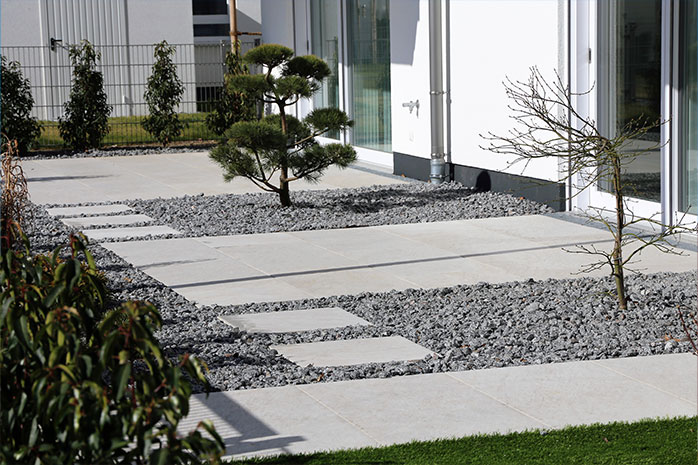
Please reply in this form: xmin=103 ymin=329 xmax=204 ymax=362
xmin=1 ymin=39 xmax=260 ymax=149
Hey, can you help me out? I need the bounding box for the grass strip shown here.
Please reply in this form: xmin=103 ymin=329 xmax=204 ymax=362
xmin=230 ymin=416 xmax=697 ymax=465
xmin=37 ymin=112 xmax=220 ymax=148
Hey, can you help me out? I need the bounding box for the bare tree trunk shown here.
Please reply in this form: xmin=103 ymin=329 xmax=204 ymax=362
xmin=612 ymin=157 xmax=627 ymax=310
xmin=278 ymin=107 xmax=292 ymax=207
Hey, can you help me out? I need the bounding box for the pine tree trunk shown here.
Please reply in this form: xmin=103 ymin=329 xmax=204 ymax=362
xmin=278 ymin=107 xmax=292 ymax=207
xmin=612 ymin=157 xmax=627 ymax=310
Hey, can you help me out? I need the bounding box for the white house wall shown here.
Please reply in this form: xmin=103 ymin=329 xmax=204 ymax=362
xmin=389 ymin=0 xmax=431 ymax=161
xmin=448 ymin=0 xmax=563 ymax=182
xmin=1 ymin=0 xmax=44 ymax=46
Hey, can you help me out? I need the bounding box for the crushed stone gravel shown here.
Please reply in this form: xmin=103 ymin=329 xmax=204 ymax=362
xmin=25 ymin=201 xmax=696 ymax=393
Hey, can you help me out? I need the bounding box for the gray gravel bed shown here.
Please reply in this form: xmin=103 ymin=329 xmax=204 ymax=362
xmin=24 ymin=145 xmax=210 ymax=161
xmin=115 ymin=182 xmax=553 ymax=238
xmin=25 ymin=202 xmax=696 ymax=393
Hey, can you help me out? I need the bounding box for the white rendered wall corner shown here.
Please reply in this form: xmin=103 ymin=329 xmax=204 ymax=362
xmin=389 ymin=0 xmax=431 ymax=161
xmin=448 ymin=0 xmax=564 ymax=182
xmin=260 ymin=0 xmax=294 ymax=48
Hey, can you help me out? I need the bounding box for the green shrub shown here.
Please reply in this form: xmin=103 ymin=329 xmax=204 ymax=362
xmin=142 ymin=41 xmax=186 ymax=146
xmin=1 ymin=57 xmax=41 ymax=155
xmin=58 ymin=40 xmax=112 ymax=151
xmin=205 ymin=47 xmax=256 ymax=136
xmin=0 ymin=231 xmax=224 ymax=464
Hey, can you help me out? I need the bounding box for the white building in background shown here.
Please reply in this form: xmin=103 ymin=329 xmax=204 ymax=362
xmin=0 ymin=0 xmax=261 ymax=119
xmin=263 ymin=0 xmax=696 ymax=230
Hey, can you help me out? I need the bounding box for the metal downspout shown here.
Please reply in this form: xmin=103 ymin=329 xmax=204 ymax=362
xmin=429 ymin=0 xmax=445 ymax=184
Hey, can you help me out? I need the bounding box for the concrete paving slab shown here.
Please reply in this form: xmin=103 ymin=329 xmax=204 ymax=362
xmin=173 ymin=280 xmax=315 ymax=306
xmin=271 ymin=336 xmax=435 ymax=367
xmin=277 ymin=268 xmax=418 ymax=297
xmin=593 ymin=354 xmax=697 ymax=405
xmin=298 ymin=373 xmax=545 ymax=446
xmin=25 ymin=153 xmax=405 ymax=204
xmin=181 ymin=386 xmax=377 ymax=460
xmin=61 ymin=214 xmax=153 ymax=228
xmin=45 ymin=204 xmax=132 ymax=216
xmin=218 ymin=307 xmax=372 ymax=333
xmin=447 ymin=359 xmax=695 ymax=428
xmin=82 ymin=225 xmax=181 ymax=241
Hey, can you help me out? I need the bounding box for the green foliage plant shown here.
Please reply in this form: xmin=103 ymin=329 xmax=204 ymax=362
xmin=482 ymin=67 xmax=692 ymax=310
xmin=210 ymin=44 xmax=356 ymax=207
xmin=58 ymin=40 xmax=112 ymax=151
xmin=0 ymin=231 xmax=224 ymax=464
xmin=0 ymin=57 xmax=41 ymax=155
xmin=142 ymin=41 xmax=186 ymax=146
xmin=206 ymin=44 xmax=256 ymax=136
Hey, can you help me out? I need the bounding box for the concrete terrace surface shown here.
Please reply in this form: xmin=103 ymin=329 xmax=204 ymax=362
xmin=179 ymin=353 xmax=697 ymax=460
xmin=24 ymin=152 xmax=407 ymax=204
xmin=104 ymin=214 xmax=697 ymax=306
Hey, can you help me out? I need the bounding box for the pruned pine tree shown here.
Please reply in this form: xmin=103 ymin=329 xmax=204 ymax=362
xmin=482 ymin=67 xmax=693 ymax=310
xmin=210 ymin=44 xmax=356 ymax=207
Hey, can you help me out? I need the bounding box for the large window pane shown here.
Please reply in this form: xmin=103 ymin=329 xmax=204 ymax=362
xmin=310 ymin=0 xmax=340 ymax=139
xmin=680 ymin=1 xmax=697 ymax=214
xmin=600 ymin=0 xmax=662 ymax=202
xmin=347 ymin=0 xmax=391 ymax=152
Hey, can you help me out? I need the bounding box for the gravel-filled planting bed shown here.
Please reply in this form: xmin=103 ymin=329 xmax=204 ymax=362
xmin=26 ymin=202 xmax=696 ymax=392
xmin=45 ymin=182 xmax=554 ymax=238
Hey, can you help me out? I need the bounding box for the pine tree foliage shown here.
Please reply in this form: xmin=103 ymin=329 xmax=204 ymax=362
xmin=58 ymin=40 xmax=112 ymax=151
xmin=142 ymin=41 xmax=186 ymax=146
xmin=210 ymin=44 xmax=356 ymax=207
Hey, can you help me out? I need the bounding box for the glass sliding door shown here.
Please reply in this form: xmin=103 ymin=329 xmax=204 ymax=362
xmin=680 ymin=0 xmax=697 ymax=214
xmin=598 ymin=0 xmax=662 ymax=203
xmin=346 ymin=0 xmax=391 ymax=152
xmin=310 ymin=0 xmax=341 ymax=139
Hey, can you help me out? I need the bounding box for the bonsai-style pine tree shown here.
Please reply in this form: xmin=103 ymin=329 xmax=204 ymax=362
xmin=142 ymin=41 xmax=185 ymax=146
xmin=210 ymin=44 xmax=356 ymax=207
xmin=1 ymin=57 xmax=41 ymax=156
xmin=58 ymin=40 xmax=111 ymax=151
xmin=205 ymin=44 xmax=256 ymax=136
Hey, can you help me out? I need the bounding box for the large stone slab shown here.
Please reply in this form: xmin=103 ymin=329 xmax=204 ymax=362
xmin=46 ymin=204 xmax=132 ymax=217
xmin=219 ymin=307 xmax=372 ymax=334
xmin=271 ymin=336 xmax=435 ymax=367
xmin=61 ymin=214 xmax=153 ymax=228
xmin=82 ymin=225 xmax=180 ymax=241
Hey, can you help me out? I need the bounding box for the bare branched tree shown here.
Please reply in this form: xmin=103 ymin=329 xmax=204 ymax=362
xmin=1 ymin=136 xmax=30 ymax=249
xmin=482 ymin=67 xmax=693 ymax=310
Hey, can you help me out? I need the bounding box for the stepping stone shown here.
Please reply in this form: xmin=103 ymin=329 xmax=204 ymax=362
xmin=218 ymin=307 xmax=372 ymax=334
xmin=271 ymin=336 xmax=435 ymax=367
xmin=61 ymin=214 xmax=153 ymax=228
xmin=82 ymin=225 xmax=180 ymax=241
xmin=46 ymin=204 xmax=132 ymax=217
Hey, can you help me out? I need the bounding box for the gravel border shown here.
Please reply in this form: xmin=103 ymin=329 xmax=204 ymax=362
xmin=46 ymin=182 xmax=555 ymax=240
xmin=23 ymin=144 xmax=211 ymax=161
xmin=25 ymin=201 xmax=696 ymax=393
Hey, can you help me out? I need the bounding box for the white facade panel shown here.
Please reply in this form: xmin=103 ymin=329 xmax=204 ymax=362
xmin=127 ymin=0 xmax=193 ymax=45
xmin=1 ymin=0 xmax=44 ymax=46
xmin=448 ymin=0 xmax=563 ymax=182
xmin=389 ymin=0 xmax=431 ymax=161
xmin=260 ymin=0 xmax=294 ymax=48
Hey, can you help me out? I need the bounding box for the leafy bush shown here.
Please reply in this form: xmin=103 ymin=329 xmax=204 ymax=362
xmin=0 ymin=232 xmax=224 ymax=464
xmin=58 ymin=40 xmax=112 ymax=151
xmin=142 ymin=41 xmax=186 ymax=146
xmin=210 ymin=44 xmax=356 ymax=206
xmin=205 ymin=47 xmax=256 ymax=136
xmin=1 ymin=56 xmax=41 ymax=155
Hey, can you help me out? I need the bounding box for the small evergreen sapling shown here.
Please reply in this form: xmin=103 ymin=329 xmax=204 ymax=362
xmin=142 ymin=41 xmax=185 ymax=146
xmin=206 ymin=45 xmax=256 ymax=136
xmin=58 ymin=40 xmax=112 ymax=151
xmin=210 ymin=44 xmax=356 ymax=207
xmin=0 ymin=57 xmax=41 ymax=155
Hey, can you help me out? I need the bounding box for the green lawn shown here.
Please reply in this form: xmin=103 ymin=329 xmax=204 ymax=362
xmin=37 ymin=112 xmax=220 ymax=148
xmin=230 ymin=416 xmax=697 ymax=465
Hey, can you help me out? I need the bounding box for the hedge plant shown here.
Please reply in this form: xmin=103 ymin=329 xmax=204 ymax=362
xmin=0 ymin=231 xmax=224 ymax=464
xmin=1 ymin=57 xmax=41 ymax=155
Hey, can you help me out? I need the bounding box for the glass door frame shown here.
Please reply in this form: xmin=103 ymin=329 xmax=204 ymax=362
xmin=570 ymin=0 xmax=697 ymax=224
xmin=307 ymin=0 xmax=395 ymax=167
